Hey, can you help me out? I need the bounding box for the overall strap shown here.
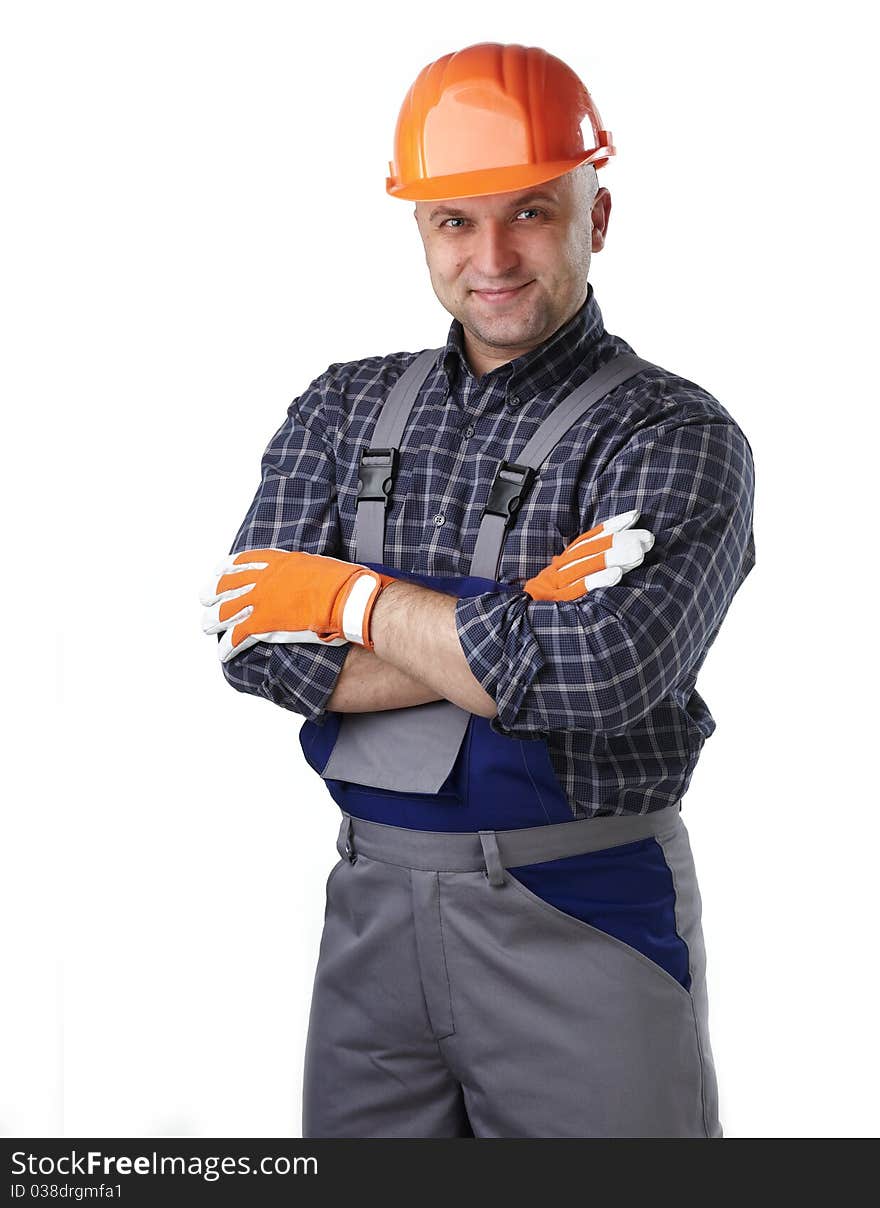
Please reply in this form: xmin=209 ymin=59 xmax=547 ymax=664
xmin=354 ymin=346 xmax=656 ymax=577
xmin=468 ymin=353 xmax=655 ymax=579
xmin=355 ymin=347 xmax=444 ymax=564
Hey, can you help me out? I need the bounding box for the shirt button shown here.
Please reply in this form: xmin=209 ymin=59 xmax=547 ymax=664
xmin=463 ymin=424 xmax=475 ymax=439
xmin=432 ymin=513 xmax=446 ymax=527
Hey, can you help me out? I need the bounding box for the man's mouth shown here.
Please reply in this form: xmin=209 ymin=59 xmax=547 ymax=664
xmin=471 ymin=282 xmax=533 ymax=304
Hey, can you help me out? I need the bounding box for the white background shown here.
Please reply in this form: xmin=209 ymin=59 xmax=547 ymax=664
xmin=2 ymin=0 xmax=877 ymax=1138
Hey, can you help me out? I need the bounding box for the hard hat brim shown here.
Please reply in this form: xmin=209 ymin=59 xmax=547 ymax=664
xmin=386 ymin=151 xmax=612 ymax=202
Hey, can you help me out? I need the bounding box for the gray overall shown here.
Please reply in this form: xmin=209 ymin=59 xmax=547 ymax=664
xmin=300 ymin=351 xmax=723 ymax=1138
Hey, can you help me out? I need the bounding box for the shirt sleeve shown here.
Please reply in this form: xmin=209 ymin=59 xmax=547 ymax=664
xmin=218 ymin=371 xmax=350 ymax=725
xmin=454 ymin=419 xmax=756 ymax=738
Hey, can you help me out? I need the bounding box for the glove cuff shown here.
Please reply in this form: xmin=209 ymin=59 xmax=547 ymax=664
xmin=342 ymin=571 xmax=397 ymax=649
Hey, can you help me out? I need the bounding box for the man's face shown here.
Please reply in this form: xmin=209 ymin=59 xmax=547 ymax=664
xmin=413 ymin=169 xmax=611 ymax=374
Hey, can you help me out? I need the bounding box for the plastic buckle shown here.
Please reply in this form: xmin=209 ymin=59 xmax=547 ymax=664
xmin=357 ymin=447 xmax=398 ymax=505
xmin=484 ymin=461 xmax=537 ymax=521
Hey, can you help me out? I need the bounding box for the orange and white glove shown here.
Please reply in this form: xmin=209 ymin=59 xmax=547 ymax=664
xmin=200 ymin=548 xmax=398 ymax=663
xmin=524 ymin=509 xmax=655 ymax=601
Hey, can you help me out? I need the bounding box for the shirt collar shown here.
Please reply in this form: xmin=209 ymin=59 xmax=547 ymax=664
xmin=440 ymin=282 xmax=606 ymax=405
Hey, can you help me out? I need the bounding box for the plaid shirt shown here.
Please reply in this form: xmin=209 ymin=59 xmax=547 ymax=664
xmin=221 ymin=284 xmax=756 ymax=818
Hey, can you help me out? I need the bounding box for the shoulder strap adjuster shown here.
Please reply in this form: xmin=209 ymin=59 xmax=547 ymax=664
xmin=483 ymin=460 xmax=537 ymax=522
xmin=357 ymin=446 xmax=399 ymax=505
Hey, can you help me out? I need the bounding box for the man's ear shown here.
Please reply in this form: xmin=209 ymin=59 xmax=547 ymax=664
xmin=591 ymin=187 xmax=612 ymax=253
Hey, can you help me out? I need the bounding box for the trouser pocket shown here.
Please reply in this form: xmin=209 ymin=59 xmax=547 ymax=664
xmin=506 ymin=832 xmax=693 ymax=992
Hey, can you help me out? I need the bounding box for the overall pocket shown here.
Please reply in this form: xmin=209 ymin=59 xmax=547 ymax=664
xmin=505 ymin=833 xmax=692 ymax=997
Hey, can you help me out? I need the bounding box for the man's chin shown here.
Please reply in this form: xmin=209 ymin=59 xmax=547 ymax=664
xmin=464 ymin=299 xmax=542 ymax=342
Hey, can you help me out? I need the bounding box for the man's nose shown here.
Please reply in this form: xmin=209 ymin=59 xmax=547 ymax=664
xmin=469 ymin=220 xmax=520 ymax=280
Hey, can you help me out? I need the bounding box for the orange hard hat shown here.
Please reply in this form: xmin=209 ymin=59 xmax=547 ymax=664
xmin=386 ymin=42 xmax=615 ymax=202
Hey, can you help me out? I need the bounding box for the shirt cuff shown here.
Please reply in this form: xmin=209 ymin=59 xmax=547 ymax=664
xmin=454 ymin=591 xmax=547 ymax=737
xmin=263 ymin=640 xmax=350 ymax=724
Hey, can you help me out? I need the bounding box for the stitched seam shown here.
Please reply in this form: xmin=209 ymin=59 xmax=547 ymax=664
xmin=409 ymin=871 xmax=455 ymax=1051
xmin=655 ymin=834 xmax=711 ymax=1139
xmin=649 ymin=836 xmax=692 ymax=991
xmin=461 ymin=718 xmax=473 ymax=800
xmin=434 ymin=873 xmax=456 ymax=1038
xmin=344 ymin=851 xmax=485 ymax=874
xmin=689 ymin=995 xmax=710 ymax=1140
xmin=519 ymin=741 xmax=556 ymax=824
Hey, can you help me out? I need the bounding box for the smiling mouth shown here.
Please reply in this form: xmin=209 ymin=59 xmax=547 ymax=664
xmin=471 ymin=282 xmax=533 ymax=302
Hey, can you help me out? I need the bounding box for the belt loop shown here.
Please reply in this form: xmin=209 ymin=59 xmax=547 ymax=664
xmin=336 ymin=813 xmax=357 ymax=863
xmin=478 ymin=830 xmax=505 ymax=887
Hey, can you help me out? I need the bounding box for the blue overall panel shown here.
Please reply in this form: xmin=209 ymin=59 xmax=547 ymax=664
xmin=508 ymin=837 xmax=692 ymax=991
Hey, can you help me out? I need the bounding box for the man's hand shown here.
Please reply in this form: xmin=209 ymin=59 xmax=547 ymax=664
xmin=200 ymin=549 xmax=398 ymax=663
xmin=524 ymin=508 xmax=654 ymax=601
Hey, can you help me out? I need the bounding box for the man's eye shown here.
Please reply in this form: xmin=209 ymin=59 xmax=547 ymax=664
xmin=439 ymin=209 xmax=543 ymax=230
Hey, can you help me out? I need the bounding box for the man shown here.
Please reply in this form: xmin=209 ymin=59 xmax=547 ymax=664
xmin=201 ymin=42 xmax=756 ymax=1138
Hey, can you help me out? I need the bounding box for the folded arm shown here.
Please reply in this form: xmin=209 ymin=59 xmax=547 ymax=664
xmin=452 ymin=420 xmax=756 ymax=739
xmin=326 ymin=644 xmax=444 ymax=712
xmin=217 ymin=373 xmax=442 ymax=722
xmin=367 ymin=512 xmax=658 ymax=720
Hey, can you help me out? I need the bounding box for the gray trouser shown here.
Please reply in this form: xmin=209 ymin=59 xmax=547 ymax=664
xmin=301 ymin=809 xmax=722 ymax=1138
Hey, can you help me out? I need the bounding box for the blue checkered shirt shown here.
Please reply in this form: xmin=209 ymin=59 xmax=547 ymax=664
xmin=220 ymin=284 xmax=756 ymax=818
